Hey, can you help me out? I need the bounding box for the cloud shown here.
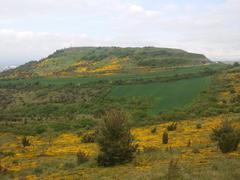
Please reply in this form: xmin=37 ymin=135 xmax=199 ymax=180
xmin=129 ymin=4 xmax=144 ymax=13
xmin=0 ymin=0 xmax=240 ymax=66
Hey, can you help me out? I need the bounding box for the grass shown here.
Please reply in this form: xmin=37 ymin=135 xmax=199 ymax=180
xmin=108 ymin=76 xmax=211 ymax=113
xmin=0 ymin=115 xmax=239 ymax=179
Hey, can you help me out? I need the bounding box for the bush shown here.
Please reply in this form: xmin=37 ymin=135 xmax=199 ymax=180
xmin=81 ymin=131 xmax=97 ymax=143
xmin=76 ymin=151 xmax=89 ymax=165
xmin=22 ymin=136 xmax=30 ymax=147
xmin=196 ymin=123 xmax=202 ymax=129
xmin=96 ymin=109 xmax=137 ymax=166
xmin=167 ymin=122 xmax=177 ymax=131
xmin=211 ymin=120 xmax=239 ymax=153
xmin=151 ymin=127 xmax=157 ymax=134
xmin=219 ymin=132 xmax=239 ymax=153
xmin=162 ymin=131 xmax=169 ymax=144
xmin=211 ymin=120 xmax=235 ymax=141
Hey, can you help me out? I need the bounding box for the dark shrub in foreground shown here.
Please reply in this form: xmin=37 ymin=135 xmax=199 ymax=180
xmin=211 ymin=120 xmax=239 ymax=153
xmin=22 ymin=136 xmax=31 ymax=147
xmin=167 ymin=122 xmax=177 ymax=131
xmin=151 ymin=127 xmax=157 ymax=134
xmin=96 ymin=109 xmax=137 ymax=166
xmin=162 ymin=131 xmax=169 ymax=144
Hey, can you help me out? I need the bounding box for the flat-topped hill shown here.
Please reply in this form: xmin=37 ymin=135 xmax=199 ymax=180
xmin=0 ymin=47 xmax=211 ymax=78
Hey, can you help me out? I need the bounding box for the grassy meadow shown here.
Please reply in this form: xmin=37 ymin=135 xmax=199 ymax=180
xmin=108 ymin=76 xmax=211 ymax=113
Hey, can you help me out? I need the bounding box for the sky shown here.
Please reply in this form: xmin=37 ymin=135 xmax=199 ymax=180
xmin=0 ymin=0 xmax=240 ymax=66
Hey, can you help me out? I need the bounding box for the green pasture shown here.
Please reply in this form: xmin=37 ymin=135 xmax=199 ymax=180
xmin=108 ymin=76 xmax=211 ymax=113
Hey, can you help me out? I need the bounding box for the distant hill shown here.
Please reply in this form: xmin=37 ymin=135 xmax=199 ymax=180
xmin=0 ymin=65 xmax=16 ymax=73
xmin=0 ymin=47 xmax=211 ymax=78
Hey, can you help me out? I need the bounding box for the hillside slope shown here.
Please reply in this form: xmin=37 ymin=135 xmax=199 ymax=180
xmin=0 ymin=47 xmax=211 ymax=78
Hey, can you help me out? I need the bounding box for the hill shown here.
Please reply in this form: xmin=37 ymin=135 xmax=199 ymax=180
xmin=0 ymin=47 xmax=211 ymax=79
xmin=0 ymin=48 xmax=239 ymax=180
xmin=0 ymin=65 xmax=239 ymax=179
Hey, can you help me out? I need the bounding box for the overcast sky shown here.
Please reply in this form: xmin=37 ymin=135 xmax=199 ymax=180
xmin=0 ymin=0 xmax=239 ymax=66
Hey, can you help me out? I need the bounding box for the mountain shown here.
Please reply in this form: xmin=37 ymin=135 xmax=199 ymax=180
xmin=0 ymin=47 xmax=211 ymax=79
xmin=0 ymin=65 xmax=17 ymax=73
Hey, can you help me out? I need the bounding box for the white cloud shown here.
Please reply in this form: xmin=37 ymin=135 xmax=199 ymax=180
xmin=129 ymin=4 xmax=144 ymax=13
xmin=0 ymin=0 xmax=240 ymax=66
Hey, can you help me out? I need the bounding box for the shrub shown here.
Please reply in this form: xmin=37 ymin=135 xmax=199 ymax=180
xmin=81 ymin=131 xmax=97 ymax=143
xmin=211 ymin=120 xmax=239 ymax=153
xmin=151 ymin=127 xmax=157 ymax=134
xmin=22 ymin=136 xmax=30 ymax=147
xmin=196 ymin=123 xmax=202 ymax=129
xmin=219 ymin=132 xmax=239 ymax=153
xmin=96 ymin=109 xmax=137 ymax=166
xmin=35 ymin=125 xmax=47 ymax=134
xmin=167 ymin=122 xmax=177 ymax=131
xmin=162 ymin=131 xmax=169 ymax=144
xmin=76 ymin=151 xmax=89 ymax=165
xmin=211 ymin=120 xmax=235 ymax=141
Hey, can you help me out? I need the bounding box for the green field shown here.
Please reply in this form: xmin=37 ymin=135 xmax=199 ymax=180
xmin=108 ymin=76 xmax=211 ymax=113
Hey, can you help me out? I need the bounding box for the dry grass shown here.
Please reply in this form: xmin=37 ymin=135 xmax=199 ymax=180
xmin=0 ymin=115 xmax=239 ymax=179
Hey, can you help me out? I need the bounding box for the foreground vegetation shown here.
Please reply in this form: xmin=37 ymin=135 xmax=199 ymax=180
xmin=0 ymin=114 xmax=239 ymax=179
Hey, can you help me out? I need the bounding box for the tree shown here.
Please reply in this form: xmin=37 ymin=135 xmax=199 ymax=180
xmin=96 ymin=109 xmax=137 ymax=166
xmin=233 ymin=62 xmax=240 ymax=67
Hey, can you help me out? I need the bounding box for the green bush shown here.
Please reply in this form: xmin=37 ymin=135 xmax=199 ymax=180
xmin=211 ymin=120 xmax=239 ymax=153
xmin=211 ymin=120 xmax=235 ymax=141
xmin=151 ymin=127 xmax=157 ymax=134
xmin=196 ymin=123 xmax=202 ymax=129
xmin=96 ymin=109 xmax=137 ymax=166
xmin=35 ymin=125 xmax=47 ymax=134
xmin=22 ymin=136 xmax=31 ymax=147
xmin=167 ymin=122 xmax=177 ymax=131
xmin=219 ymin=132 xmax=239 ymax=153
xmin=162 ymin=131 xmax=169 ymax=144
